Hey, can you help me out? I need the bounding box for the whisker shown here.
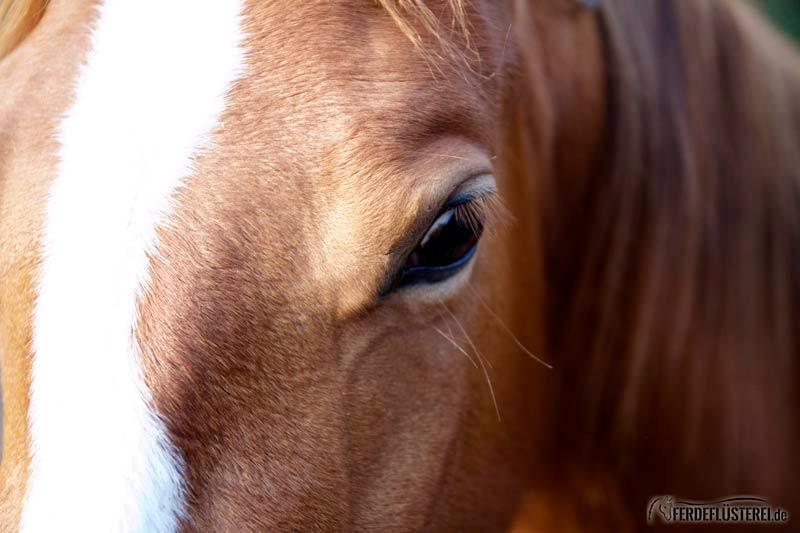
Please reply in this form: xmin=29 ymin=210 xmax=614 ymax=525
xmin=444 ymin=319 xmax=489 ymax=370
xmin=433 ymin=326 xmax=479 ymax=369
xmin=439 ymin=300 xmax=501 ymax=422
xmin=467 ymin=282 xmax=554 ymax=370
xmin=444 ymin=304 xmax=494 ymax=371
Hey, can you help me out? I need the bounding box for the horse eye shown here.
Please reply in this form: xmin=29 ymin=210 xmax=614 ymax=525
xmin=396 ymin=202 xmax=483 ymax=288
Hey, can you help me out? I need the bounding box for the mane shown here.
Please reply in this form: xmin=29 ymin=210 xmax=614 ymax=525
xmin=0 ymin=0 xmax=47 ymax=59
xmin=534 ymin=0 xmax=800 ymax=502
xmin=376 ymin=0 xmax=469 ymax=50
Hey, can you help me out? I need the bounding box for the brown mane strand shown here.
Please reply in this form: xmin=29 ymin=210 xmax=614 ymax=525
xmin=532 ymin=0 xmax=800 ymax=507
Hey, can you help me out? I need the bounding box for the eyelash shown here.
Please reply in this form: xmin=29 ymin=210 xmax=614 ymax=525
xmin=447 ymin=194 xmax=498 ymax=234
xmin=440 ymin=190 xmax=506 ymax=242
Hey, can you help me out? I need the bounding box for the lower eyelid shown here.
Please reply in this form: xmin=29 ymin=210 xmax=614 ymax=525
xmin=396 ymin=244 xmax=478 ymax=289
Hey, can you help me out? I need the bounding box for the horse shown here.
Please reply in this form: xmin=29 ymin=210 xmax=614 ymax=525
xmin=1 ymin=0 xmax=798 ymax=530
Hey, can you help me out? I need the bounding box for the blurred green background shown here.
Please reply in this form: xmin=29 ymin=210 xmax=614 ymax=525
xmin=764 ymin=0 xmax=800 ymax=40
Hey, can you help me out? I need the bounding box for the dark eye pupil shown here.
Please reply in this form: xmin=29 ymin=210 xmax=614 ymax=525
xmin=406 ymin=208 xmax=481 ymax=269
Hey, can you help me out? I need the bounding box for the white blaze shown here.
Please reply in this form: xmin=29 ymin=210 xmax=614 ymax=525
xmin=23 ymin=0 xmax=245 ymax=531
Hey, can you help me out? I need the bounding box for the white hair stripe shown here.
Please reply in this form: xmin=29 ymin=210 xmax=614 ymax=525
xmin=22 ymin=0 xmax=245 ymax=530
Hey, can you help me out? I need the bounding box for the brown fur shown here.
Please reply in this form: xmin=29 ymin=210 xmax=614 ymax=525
xmin=1 ymin=0 xmax=798 ymax=531
xmin=137 ymin=2 xmax=541 ymax=529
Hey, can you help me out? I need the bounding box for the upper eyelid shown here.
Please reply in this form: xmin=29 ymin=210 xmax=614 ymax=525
xmin=443 ymin=189 xmax=499 ymax=218
xmin=447 ymin=172 xmax=497 ymax=204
